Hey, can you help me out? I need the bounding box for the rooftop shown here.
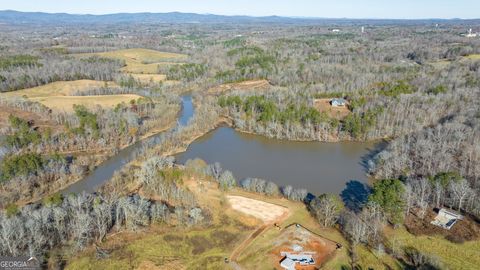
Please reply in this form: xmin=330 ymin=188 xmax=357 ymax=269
xmin=431 ymin=208 xmax=463 ymax=230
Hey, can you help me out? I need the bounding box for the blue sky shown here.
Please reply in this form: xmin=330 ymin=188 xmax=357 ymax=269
xmin=0 ymin=0 xmax=478 ymax=19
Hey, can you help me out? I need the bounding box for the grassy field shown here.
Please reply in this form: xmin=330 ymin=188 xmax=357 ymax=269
xmin=75 ymin=48 xmax=187 ymax=74
xmin=3 ymin=80 xmax=118 ymax=98
xmin=1 ymin=80 xmax=144 ymax=112
xmin=129 ymin=73 xmax=167 ymax=84
xmin=384 ymin=226 xmax=480 ymax=270
xmin=67 ymin=224 xmax=251 ymax=270
xmin=30 ymin=94 xmax=143 ymax=112
xmin=465 ymin=54 xmax=480 ymax=60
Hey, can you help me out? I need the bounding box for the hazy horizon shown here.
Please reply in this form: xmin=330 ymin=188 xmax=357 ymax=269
xmin=0 ymin=0 xmax=479 ymax=20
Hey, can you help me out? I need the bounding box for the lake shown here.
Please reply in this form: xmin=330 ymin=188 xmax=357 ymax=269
xmin=176 ymin=127 xmax=378 ymax=195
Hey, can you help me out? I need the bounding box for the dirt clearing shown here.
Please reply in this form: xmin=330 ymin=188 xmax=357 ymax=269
xmin=227 ymin=195 xmax=288 ymax=223
xmin=0 ymin=105 xmax=63 ymax=133
xmin=405 ymin=208 xmax=480 ymax=242
xmin=270 ymin=225 xmax=338 ymax=269
xmin=208 ymin=79 xmax=271 ymax=95
xmin=313 ymin=98 xmax=351 ymax=120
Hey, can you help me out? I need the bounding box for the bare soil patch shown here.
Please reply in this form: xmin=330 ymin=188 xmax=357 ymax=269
xmin=227 ymin=195 xmax=289 ymax=223
xmin=405 ymin=208 xmax=480 ymax=242
xmin=0 ymin=105 xmax=63 ymax=133
xmin=208 ymin=79 xmax=271 ymax=95
xmin=270 ymin=225 xmax=338 ymax=269
xmin=313 ymin=98 xmax=351 ymax=120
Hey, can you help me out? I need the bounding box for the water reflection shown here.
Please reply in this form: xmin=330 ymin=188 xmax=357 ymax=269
xmin=176 ymin=127 xmax=378 ymax=195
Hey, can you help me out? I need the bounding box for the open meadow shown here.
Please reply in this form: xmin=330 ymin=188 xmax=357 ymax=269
xmin=3 ymin=80 xmax=118 ymax=98
xmin=30 ymin=94 xmax=143 ymax=112
xmin=74 ymin=48 xmax=187 ymax=74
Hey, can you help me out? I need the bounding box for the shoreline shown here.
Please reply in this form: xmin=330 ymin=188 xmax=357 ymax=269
xmin=16 ymin=118 xmax=179 ymax=207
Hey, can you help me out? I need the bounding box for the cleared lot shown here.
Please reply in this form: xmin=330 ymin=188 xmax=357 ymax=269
xmin=208 ymin=79 xmax=270 ymax=95
xmin=227 ymin=195 xmax=288 ymax=223
xmin=313 ymin=98 xmax=351 ymax=120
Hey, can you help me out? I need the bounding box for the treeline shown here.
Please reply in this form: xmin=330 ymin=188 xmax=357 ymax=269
xmin=0 ymin=54 xmax=40 ymax=70
xmin=0 ymin=192 xmax=205 ymax=261
xmin=181 ymin=160 xmax=310 ymax=202
xmin=0 ymin=55 xmax=122 ymax=92
xmin=166 ymin=63 xmax=207 ymax=81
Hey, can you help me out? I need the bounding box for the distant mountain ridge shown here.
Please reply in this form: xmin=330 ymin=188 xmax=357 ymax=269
xmin=0 ymin=10 xmax=478 ymax=25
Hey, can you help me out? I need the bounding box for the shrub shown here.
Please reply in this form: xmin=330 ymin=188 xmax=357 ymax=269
xmin=0 ymin=153 xmax=44 ymax=182
xmin=5 ymin=204 xmax=19 ymax=217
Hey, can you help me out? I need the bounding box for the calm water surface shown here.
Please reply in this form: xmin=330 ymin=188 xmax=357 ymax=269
xmin=62 ymin=95 xmax=194 ymax=194
xmin=62 ymin=93 xmax=378 ymax=196
xmin=176 ymin=127 xmax=377 ymax=194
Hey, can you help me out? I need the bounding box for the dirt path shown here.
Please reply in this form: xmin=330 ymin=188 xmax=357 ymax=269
xmin=230 ymin=224 xmax=269 ymax=261
xmin=229 ymin=204 xmax=290 ymax=265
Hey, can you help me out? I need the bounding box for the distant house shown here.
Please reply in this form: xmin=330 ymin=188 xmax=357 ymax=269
xmin=280 ymin=252 xmax=316 ymax=269
xmin=464 ymin=29 xmax=478 ymax=38
xmin=330 ymin=98 xmax=346 ymax=107
xmin=331 ymin=29 xmax=341 ymax=33
xmin=431 ymin=208 xmax=463 ymax=230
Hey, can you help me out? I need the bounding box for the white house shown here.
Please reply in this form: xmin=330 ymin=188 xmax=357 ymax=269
xmin=330 ymin=98 xmax=347 ymax=107
xmin=280 ymin=252 xmax=316 ymax=269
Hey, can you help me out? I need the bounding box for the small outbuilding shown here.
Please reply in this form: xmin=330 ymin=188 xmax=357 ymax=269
xmin=330 ymin=98 xmax=346 ymax=107
xmin=431 ymin=208 xmax=463 ymax=230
